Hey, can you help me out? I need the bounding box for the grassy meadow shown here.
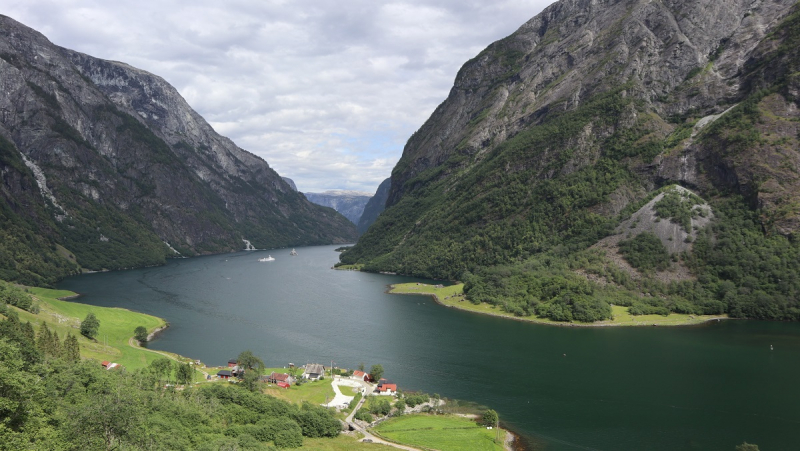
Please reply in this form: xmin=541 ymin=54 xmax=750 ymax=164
xmin=390 ymin=283 xmax=727 ymax=326
xmin=263 ymin=375 xmax=338 ymax=405
xmin=373 ymin=414 xmax=506 ymax=451
xmin=12 ymin=286 xmax=190 ymax=370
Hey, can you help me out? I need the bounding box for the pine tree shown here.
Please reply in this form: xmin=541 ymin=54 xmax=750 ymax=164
xmin=49 ymin=329 xmax=60 ymax=357
xmin=36 ymin=322 xmax=51 ymax=355
xmin=63 ymin=333 xmax=80 ymax=362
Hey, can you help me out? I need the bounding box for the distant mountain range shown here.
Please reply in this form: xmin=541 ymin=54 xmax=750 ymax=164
xmin=303 ymin=190 xmax=372 ymax=225
xmin=0 ymin=15 xmax=357 ymax=285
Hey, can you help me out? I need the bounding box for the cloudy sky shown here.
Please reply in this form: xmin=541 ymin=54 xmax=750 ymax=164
xmin=6 ymin=0 xmax=553 ymax=194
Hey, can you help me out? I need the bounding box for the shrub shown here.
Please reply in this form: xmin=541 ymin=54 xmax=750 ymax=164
xmin=80 ymin=313 xmax=99 ymax=339
xmin=134 ymin=326 xmax=148 ymax=343
xmin=273 ymin=429 xmax=303 ymax=448
xmin=354 ymin=410 xmax=373 ymax=423
xmin=618 ymin=232 xmax=671 ymax=272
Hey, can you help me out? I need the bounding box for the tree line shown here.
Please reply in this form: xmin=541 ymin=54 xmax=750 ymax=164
xmin=0 ymin=311 xmax=342 ymax=450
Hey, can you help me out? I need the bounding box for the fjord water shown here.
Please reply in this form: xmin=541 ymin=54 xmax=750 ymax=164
xmin=58 ymin=245 xmax=800 ymax=450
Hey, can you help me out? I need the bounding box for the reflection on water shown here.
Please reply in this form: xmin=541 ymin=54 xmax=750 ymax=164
xmin=58 ymin=245 xmax=800 ymax=451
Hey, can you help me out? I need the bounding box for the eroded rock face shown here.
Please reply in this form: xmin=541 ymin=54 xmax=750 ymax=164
xmin=348 ymin=0 xmax=800 ymax=279
xmin=387 ymin=0 xmax=797 ymax=216
xmin=0 ymin=14 xmax=356 ymax=276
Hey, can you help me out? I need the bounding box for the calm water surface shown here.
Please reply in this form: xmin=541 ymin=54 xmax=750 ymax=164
xmin=57 ymin=245 xmax=800 ymax=450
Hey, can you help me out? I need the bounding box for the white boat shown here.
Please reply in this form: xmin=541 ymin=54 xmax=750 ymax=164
xmin=258 ymin=255 xmax=275 ymax=262
xmin=290 ymin=248 xmax=298 ymax=256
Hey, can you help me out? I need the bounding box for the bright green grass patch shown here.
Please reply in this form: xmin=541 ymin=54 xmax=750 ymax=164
xmin=337 ymin=384 xmax=360 ymax=395
xmin=373 ymin=414 xmax=506 ymax=451
xmin=264 ymin=378 xmax=337 ymax=405
xmin=601 ymin=305 xmax=727 ymax=326
xmin=334 ymin=264 xmax=364 ymax=271
xmin=16 ymin=286 xmax=170 ymax=369
xmin=390 ymin=283 xmax=726 ymax=327
xmin=302 ymin=433 xmax=393 ymax=450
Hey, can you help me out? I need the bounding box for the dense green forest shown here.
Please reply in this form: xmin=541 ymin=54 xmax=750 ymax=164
xmin=0 ymin=310 xmax=342 ymax=450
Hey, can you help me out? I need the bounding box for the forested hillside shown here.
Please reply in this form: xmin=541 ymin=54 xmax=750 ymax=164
xmin=0 ymin=304 xmax=343 ymax=450
xmin=342 ymin=0 xmax=800 ymax=322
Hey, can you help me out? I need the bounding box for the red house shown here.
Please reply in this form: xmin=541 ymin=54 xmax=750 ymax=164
xmin=227 ymin=359 xmax=238 ymax=368
xmin=351 ymin=370 xmax=369 ymax=381
xmin=276 ymin=382 xmax=291 ymax=389
xmin=375 ymin=379 xmax=397 ymax=395
xmin=217 ymin=370 xmax=232 ymax=380
xmin=267 ymin=372 xmax=295 ymax=384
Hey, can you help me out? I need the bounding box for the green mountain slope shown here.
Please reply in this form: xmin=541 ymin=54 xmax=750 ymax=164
xmin=343 ymin=0 xmax=800 ymax=321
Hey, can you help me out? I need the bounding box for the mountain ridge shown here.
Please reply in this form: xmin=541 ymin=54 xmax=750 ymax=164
xmin=342 ymin=0 xmax=800 ymax=322
xmin=0 ymin=15 xmax=357 ymax=284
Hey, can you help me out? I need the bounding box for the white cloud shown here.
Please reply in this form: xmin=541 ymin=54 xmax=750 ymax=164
xmin=5 ymin=0 xmax=554 ymax=193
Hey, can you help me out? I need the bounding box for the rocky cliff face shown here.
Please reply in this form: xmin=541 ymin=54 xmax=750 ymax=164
xmin=357 ymin=177 xmax=391 ymax=234
xmin=0 ymin=15 xmax=356 ymax=284
xmin=281 ymin=177 xmax=298 ymax=191
xmin=303 ymin=190 xmax=372 ymax=225
xmin=345 ymin=0 xmax=800 ymax=279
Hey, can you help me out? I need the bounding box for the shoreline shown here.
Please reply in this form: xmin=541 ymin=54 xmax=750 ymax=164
xmin=146 ymin=323 xmax=170 ymax=341
xmin=388 ymin=283 xmax=729 ymax=328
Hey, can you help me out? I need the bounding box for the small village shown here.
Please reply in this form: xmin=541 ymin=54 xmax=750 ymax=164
xmin=90 ymin=349 xmax=507 ymax=450
xmin=197 ymin=358 xmax=505 ymax=449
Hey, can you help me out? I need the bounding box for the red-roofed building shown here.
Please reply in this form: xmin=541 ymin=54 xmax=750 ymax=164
xmin=375 ymin=383 xmax=397 ymax=395
xmin=266 ymin=372 xmax=295 ymax=384
xmin=351 ymin=370 xmax=369 ymax=382
xmin=101 ymin=361 xmax=110 ymax=368
xmin=277 ymin=382 xmax=291 ymax=389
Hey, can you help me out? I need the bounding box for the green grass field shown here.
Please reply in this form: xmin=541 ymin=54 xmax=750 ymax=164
xmin=334 ymin=264 xmax=364 ymax=271
xmin=303 ymin=433 xmax=393 ymax=450
xmin=373 ymin=414 xmax=506 ymax=451
xmin=264 ymin=377 xmax=337 ymax=405
xmin=389 ymin=283 xmax=727 ymax=327
xmin=13 ymin=286 xmax=181 ymax=370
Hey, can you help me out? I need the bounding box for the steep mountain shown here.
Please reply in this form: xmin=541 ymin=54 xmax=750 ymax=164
xmin=282 ymin=177 xmax=298 ymax=191
xmin=303 ymin=190 xmax=371 ymax=225
xmin=357 ymin=177 xmax=391 ymax=234
xmin=0 ymin=15 xmax=357 ymax=285
xmin=342 ymin=0 xmax=800 ymax=321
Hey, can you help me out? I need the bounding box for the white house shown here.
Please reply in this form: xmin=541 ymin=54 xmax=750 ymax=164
xmin=303 ymin=363 xmax=326 ymax=380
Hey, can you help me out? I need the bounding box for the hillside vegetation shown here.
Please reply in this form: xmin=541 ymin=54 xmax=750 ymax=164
xmin=342 ymin=1 xmax=800 ymax=323
xmin=0 ymin=284 xmax=359 ymax=450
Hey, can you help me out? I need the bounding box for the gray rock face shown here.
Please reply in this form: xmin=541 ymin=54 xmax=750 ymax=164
xmin=303 ymin=190 xmax=372 ymax=225
xmin=0 ymin=15 xmax=356 ymax=277
xmin=357 ymin=178 xmax=391 ymax=234
xmin=281 ymin=177 xmax=298 ymax=191
xmin=387 ymin=0 xmax=797 ymax=208
xmin=345 ymin=0 xmax=800 ymax=279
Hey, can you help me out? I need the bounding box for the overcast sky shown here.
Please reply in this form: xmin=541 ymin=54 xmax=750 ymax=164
xmin=6 ymin=0 xmax=553 ymax=193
